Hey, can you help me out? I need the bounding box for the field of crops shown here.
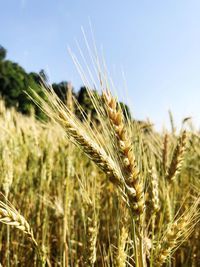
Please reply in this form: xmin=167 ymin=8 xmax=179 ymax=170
xmin=0 ymin=85 xmax=200 ymax=267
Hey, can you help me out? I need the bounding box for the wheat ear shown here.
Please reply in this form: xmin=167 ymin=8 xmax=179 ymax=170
xmin=31 ymin=87 xmax=123 ymax=187
xmin=165 ymin=130 xmax=187 ymax=182
xmin=0 ymin=201 xmax=48 ymax=265
xmin=87 ymin=215 xmax=98 ymax=266
xmin=148 ymin=166 xmax=160 ymax=214
xmin=102 ymin=90 xmax=145 ymax=221
xmin=115 ymin=226 xmax=128 ymax=267
xmin=154 ymin=197 xmax=200 ymax=267
xmin=0 ymin=201 xmax=38 ymax=247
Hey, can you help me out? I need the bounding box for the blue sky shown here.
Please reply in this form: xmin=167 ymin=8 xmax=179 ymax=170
xmin=1 ymin=0 xmax=200 ymax=130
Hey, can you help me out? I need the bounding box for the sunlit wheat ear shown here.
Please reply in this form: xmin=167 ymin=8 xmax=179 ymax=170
xmin=87 ymin=215 xmax=98 ymax=266
xmin=102 ymin=89 xmax=145 ymax=222
xmin=116 ymin=226 xmax=128 ymax=267
xmin=0 ymin=200 xmax=38 ymax=247
xmin=80 ymin=179 xmax=98 ymax=266
xmin=165 ymin=130 xmax=187 ymax=183
xmin=165 ymin=191 xmax=173 ymax=223
xmin=31 ymin=87 xmax=123 ymax=184
xmin=154 ymin=196 xmax=200 ymax=267
xmin=148 ymin=166 xmax=160 ymax=214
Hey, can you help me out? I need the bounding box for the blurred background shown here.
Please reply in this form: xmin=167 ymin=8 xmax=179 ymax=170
xmin=1 ymin=0 xmax=200 ymax=130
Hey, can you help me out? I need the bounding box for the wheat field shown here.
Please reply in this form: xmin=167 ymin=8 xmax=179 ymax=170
xmin=0 ymin=72 xmax=200 ymax=267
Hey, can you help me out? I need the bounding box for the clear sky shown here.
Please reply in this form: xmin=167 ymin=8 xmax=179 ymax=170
xmin=1 ymin=0 xmax=200 ymax=130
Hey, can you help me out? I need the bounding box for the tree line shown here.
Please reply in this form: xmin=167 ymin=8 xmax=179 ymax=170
xmin=0 ymin=45 xmax=131 ymax=121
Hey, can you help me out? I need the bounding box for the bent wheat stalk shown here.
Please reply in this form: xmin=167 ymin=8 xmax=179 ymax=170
xmin=0 ymin=200 xmax=37 ymax=247
xmin=0 ymin=200 xmax=47 ymax=266
xmin=30 ymin=87 xmax=137 ymax=212
xmin=31 ymin=88 xmax=122 ymax=185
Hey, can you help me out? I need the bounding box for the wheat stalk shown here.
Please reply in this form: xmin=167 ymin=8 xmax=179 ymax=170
xmin=162 ymin=134 xmax=168 ymax=175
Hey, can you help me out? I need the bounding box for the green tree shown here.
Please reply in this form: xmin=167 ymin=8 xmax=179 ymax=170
xmin=0 ymin=46 xmax=6 ymax=61
xmin=0 ymin=45 xmax=46 ymax=119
